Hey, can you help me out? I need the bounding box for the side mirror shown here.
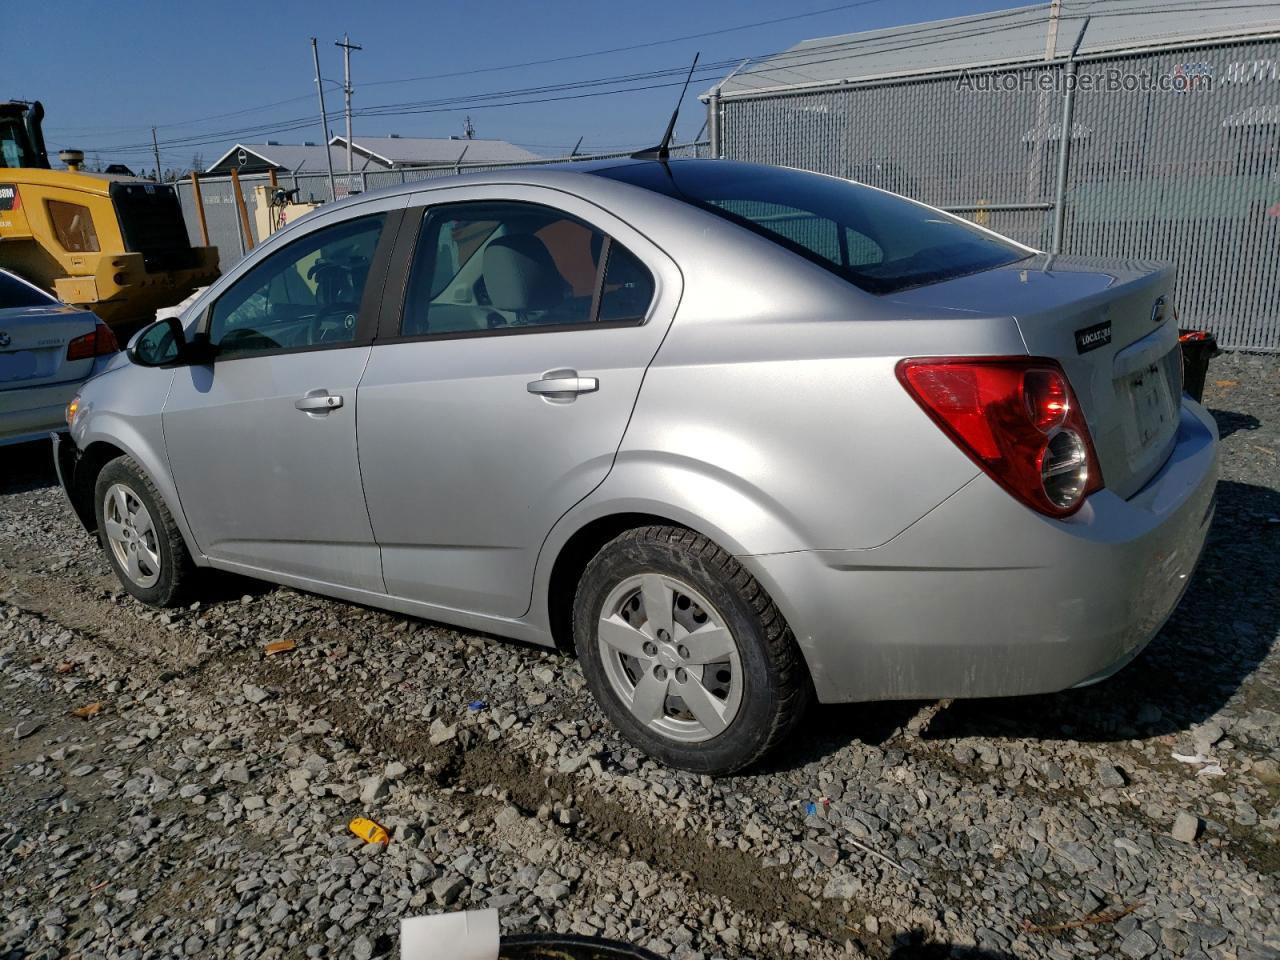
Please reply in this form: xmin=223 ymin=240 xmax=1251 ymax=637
xmin=126 ymin=316 xmax=185 ymax=367
xmin=126 ymin=317 xmax=217 ymax=367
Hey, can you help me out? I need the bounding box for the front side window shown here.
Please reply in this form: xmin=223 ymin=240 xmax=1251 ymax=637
xmin=401 ymin=201 xmax=653 ymax=336
xmin=208 ymin=214 xmax=384 ymax=357
xmin=0 ymin=115 xmax=38 ymax=169
xmin=592 ymin=160 xmax=1029 ymax=295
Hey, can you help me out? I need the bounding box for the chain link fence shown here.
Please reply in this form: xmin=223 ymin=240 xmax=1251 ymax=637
xmin=175 ymin=142 xmax=708 ymax=273
xmin=717 ymin=36 xmax=1280 ymax=351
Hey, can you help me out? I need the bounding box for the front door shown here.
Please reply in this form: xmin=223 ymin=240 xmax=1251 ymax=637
xmin=357 ymin=191 xmax=680 ymax=619
xmin=163 ymin=208 xmax=398 ymax=592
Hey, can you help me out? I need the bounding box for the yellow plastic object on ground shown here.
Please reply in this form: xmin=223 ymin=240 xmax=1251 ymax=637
xmin=349 ymin=817 xmax=389 ymax=845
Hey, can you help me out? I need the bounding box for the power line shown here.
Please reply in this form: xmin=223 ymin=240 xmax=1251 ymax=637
xmin=61 ymin=5 xmax=1038 ymax=151
xmin=71 ymin=0 xmax=1261 ymax=156
xmin=354 ymin=0 xmax=899 ymax=88
xmin=43 ymin=1 xmax=891 ymax=139
xmin=80 ymin=8 xmax=1036 ymax=152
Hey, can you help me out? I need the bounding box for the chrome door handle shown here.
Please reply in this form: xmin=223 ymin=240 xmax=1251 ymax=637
xmin=526 ymin=372 xmax=598 ymax=397
xmin=294 ymin=392 xmax=344 ymax=412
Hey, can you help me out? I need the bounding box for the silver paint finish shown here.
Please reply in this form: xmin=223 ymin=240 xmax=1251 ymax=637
xmin=0 ymin=292 xmax=108 ymax=446
xmin=161 ymin=347 xmax=383 ymax=592
xmin=356 ymin=183 xmax=681 ymax=619
xmin=66 ymin=160 xmax=1220 ymax=706
xmin=742 ymin=401 xmax=1218 ymax=702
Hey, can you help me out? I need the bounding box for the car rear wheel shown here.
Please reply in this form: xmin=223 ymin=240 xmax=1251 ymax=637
xmin=94 ymin=456 xmax=195 ymax=607
xmin=573 ymin=526 xmax=811 ymax=775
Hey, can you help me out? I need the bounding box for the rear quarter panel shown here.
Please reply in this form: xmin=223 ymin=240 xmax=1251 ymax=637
xmin=583 ymin=216 xmax=1028 ymax=555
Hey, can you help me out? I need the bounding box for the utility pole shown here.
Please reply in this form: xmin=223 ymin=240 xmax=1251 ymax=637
xmin=311 ymin=37 xmax=338 ymax=201
xmin=1044 ymin=0 xmax=1062 ymax=60
xmin=151 ymin=127 xmax=162 ymax=182
xmin=336 ymin=34 xmax=362 ymax=172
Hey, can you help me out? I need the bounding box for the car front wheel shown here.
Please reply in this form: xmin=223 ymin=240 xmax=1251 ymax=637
xmin=574 ymin=525 xmax=812 ymax=775
xmin=94 ymin=456 xmax=195 ymax=607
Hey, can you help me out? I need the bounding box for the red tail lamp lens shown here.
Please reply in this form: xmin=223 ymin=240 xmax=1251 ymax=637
xmin=66 ymin=323 xmax=119 ymax=361
xmin=896 ymin=357 xmax=1103 ymax=517
xmin=1024 ymin=368 xmax=1069 ymax=433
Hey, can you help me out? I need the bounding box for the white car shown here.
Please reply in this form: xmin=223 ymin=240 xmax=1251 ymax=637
xmin=0 ymin=268 xmax=118 ymax=446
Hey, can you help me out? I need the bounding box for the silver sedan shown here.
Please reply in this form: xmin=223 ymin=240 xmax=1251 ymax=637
xmin=54 ymin=159 xmax=1218 ymax=774
xmin=0 ymin=268 xmax=116 ymax=446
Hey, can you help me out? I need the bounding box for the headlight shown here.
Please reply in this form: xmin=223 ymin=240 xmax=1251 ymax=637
xmin=66 ymin=395 xmax=80 ymax=426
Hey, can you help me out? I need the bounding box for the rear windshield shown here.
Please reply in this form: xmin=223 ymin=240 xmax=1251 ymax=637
xmin=0 ymin=271 xmax=56 ymax=309
xmin=592 ymin=161 xmax=1029 ymax=295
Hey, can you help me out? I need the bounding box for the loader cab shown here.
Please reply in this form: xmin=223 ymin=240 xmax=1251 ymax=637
xmin=0 ymin=101 xmax=50 ymax=170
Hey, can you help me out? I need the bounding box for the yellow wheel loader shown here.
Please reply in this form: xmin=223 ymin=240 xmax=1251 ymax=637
xmin=0 ymin=101 xmax=219 ymax=330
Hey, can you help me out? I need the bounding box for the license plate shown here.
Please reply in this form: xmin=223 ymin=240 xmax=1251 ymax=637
xmin=0 ymin=350 xmax=39 ymax=382
xmin=1126 ymin=362 xmax=1175 ymax=451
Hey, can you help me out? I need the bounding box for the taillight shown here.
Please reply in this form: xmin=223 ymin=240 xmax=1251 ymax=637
xmin=896 ymin=357 xmax=1103 ymax=518
xmin=66 ymin=323 xmax=119 ymax=362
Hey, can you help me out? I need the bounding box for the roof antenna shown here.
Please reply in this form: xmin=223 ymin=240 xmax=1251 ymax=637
xmin=632 ymin=52 xmax=700 ymax=161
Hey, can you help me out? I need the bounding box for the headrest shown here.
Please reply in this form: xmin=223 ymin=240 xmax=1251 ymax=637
xmin=483 ymin=234 xmax=563 ymax=312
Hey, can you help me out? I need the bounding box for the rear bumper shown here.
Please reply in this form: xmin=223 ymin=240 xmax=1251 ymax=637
xmin=0 ymin=379 xmax=81 ymax=446
xmin=743 ymin=399 xmax=1219 ymax=703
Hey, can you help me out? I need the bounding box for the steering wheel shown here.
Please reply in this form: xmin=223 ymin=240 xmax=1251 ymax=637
xmin=310 ymin=306 xmax=358 ymax=344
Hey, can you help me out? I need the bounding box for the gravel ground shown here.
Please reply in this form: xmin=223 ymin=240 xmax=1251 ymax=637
xmin=1 ymin=352 xmax=1277 ymax=960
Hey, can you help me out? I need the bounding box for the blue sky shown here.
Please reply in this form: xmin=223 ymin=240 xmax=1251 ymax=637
xmin=13 ymin=0 xmax=1026 ymax=172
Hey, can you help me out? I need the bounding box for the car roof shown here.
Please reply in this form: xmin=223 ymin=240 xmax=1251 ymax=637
xmin=319 ymin=157 xmax=722 ymax=210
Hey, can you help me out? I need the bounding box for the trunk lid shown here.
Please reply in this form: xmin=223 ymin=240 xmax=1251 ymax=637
xmin=887 ymin=255 xmax=1182 ymax=500
xmin=0 ymin=304 xmax=99 ymax=392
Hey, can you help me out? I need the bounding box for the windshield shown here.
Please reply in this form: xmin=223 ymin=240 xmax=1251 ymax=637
xmin=0 ymin=115 xmax=39 ymax=169
xmin=592 ymin=160 xmax=1030 ymax=295
xmin=0 ymin=270 xmax=56 ymax=308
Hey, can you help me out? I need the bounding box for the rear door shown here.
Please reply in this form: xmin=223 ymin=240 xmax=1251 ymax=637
xmin=0 ymin=272 xmax=97 ymax=392
xmin=356 ymin=185 xmax=680 ymax=619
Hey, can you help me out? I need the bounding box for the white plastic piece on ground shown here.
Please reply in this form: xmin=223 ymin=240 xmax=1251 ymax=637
xmin=155 ymin=287 xmax=208 ymax=324
xmin=401 ymin=909 xmax=499 ymax=960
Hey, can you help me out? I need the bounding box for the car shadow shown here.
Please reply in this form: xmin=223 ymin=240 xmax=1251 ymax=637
xmin=0 ymin=438 xmax=58 ymax=495
xmin=750 ymin=700 xmax=928 ymax=774
xmin=1208 ymin=408 xmax=1261 ymax=440
xmin=887 ymin=930 xmax=1017 ymax=958
xmin=920 ymin=477 xmax=1278 ymax=745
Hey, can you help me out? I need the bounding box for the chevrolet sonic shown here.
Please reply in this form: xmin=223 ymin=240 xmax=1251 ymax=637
xmin=53 ymin=159 xmax=1218 ymax=774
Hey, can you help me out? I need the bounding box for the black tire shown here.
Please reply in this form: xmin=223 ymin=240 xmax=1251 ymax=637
xmin=573 ymin=525 xmax=812 ymax=775
xmin=93 ymin=455 xmax=196 ymax=607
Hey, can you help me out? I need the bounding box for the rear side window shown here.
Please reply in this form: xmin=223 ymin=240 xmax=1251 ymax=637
xmin=0 ymin=270 xmax=56 ymax=309
xmin=598 ymin=244 xmax=655 ymax=323
xmin=401 ymin=200 xmax=653 ymax=337
xmin=592 ymin=161 xmax=1028 ymax=295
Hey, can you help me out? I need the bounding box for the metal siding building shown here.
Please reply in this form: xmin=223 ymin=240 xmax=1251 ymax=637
xmin=704 ymin=0 xmax=1280 ymax=351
